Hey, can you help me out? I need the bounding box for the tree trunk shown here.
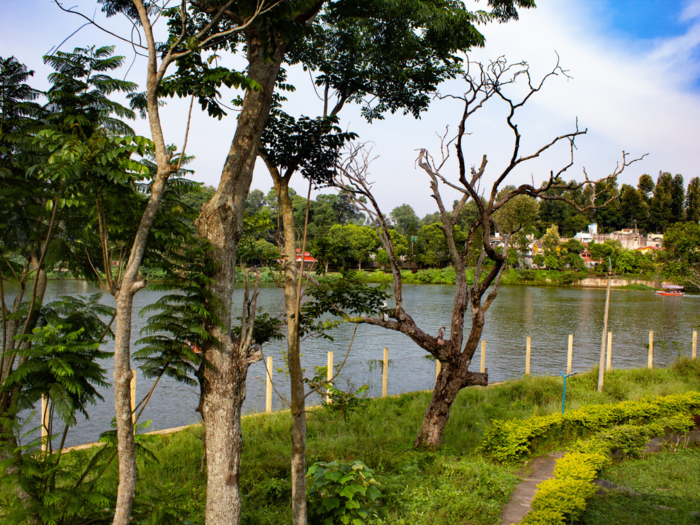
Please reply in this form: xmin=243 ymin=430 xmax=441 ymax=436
xmin=196 ymin=36 xmax=286 ymax=525
xmin=277 ymin=178 xmax=307 ymax=525
xmin=111 ymin=162 xmax=170 ymax=525
xmin=112 ymin=288 xmax=138 ymax=525
xmin=414 ymin=358 xmax=487 ymax=449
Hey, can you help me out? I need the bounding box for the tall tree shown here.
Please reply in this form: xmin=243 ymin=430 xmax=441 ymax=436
xmin=638 ymin=173 xmax=655 ymax=203
xmin=258 ymin=1 xmax=535 ymax=522
xmin=686 ymin=177 xmax=700 ymax=223
xmin=83 ymin=2 xmax=281 ymax=522
xmin=592 ymin=178 xmax=622 ymax=233
xmin=391 ymin=204 xmax=420 ymax=236
xmin=619 ymin=183 xmax=649 ymax=232
xmin=671 ymin=173 xmax=686 ymax=223
xmin=650 ymin=171 xmax=674 ymax=232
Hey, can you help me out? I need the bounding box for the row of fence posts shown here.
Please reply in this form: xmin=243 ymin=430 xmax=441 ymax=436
xmin=39 ymin=332 xmax=700 ymax=449
xmin=259 ymin=330 xmax=698 ymax=413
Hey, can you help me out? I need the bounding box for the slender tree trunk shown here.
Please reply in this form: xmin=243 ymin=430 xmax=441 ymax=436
xmin=196 ymin=36 xmax=286 ymax=525
xmin=111 ymin=165 xmax=168 ymax=525
xmin=277 ymin=178 xmax=307 ymax=524
xmin=112 ymin=289 xmax=138 ymax=525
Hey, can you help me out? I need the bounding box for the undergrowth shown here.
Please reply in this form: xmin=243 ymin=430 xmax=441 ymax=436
xmin=44 ymin=360 xmax=700 ymax=524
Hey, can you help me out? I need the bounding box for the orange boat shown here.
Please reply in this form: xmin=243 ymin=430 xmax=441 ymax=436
xmin=655 ymin=284 xmax=684 ymax=297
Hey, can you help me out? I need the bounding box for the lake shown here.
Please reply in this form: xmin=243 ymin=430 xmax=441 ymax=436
xmin=5 ymin=280 xmax=699 ymax=447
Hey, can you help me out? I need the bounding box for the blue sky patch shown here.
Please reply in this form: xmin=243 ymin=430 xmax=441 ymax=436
xmin=604 ymin=0 xmax=690 ymax=40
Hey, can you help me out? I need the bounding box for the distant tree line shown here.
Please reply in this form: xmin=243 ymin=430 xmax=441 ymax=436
xmin=217 ymin=168 xmax=699 ymax=271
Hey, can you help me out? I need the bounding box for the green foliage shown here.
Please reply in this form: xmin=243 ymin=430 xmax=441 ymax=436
xmin=306 ymin=460 xmax=381 ymax=525
xmin=136 ymin=239 xmax=223 ymax=386
xmin=660 ymin=221 xmax=700 ymax=285
xmin=581 ymin=448 xmax=700 ymax=524
xmin=300 ymin=270 xmax=389 ymax=338
xmin=415 ymin=223 xmax=465 ymax=267
xmin=0 ymin=434 xmax=118 ymax=525
xmin=543 ymin=255 xmax=560 ymax=270
xmin=480 ymin=392 xmax=700 ymax=464
xmin=3 ymin=294 xmax=114 ymax=426
xmin=328 ymin=224 xmax=380 ymax=268
xmin=521 ymin=407 xmax=696 ymax=524
xmin=71 ymin=366 xmax=700 ymax=525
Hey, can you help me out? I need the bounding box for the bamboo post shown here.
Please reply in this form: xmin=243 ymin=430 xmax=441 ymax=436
xmin=480 ymin=340 xmax=486 ymax=374
xmin=648 ymin=331 xmax=654 ymax=369
xmin=326 ymin=351 xmax=333 ymax=404
xmin=693 ymin=331 xmax=697 ymax=360
xmin=266 ymin=356 xmax=273 ymax=414
xmin=597 ymin=261 xmax=612 ymax=393
xmin=567 ymin=334 xmax=573 ymax=375
xmin=606 ymin=332 xmax=612 ymax=372
xmin=525 ymin=336 xmax=531 ymax=376
xmin=435 ymin=359 xmax=441 ymax=383
xmin=41 ymin=395 xmax=49 ymax=452
xmin=130 ymin=369 xmax=136 ymax=425
xmin=382 ymin=348 xmax=389 ymax=398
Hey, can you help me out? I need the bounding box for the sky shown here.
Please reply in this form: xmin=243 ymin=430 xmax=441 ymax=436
xmin=2 ymin=0 xmax=700 ymax=216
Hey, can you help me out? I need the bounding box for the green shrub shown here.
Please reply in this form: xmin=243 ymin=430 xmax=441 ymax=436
xmin=518 ymin=399 xmax=697 ymax=525
xmin=306 ymin=460 xmax=382 ymax=525
xmin=520 ymin=270 xmax=536 ymax=281
xmin=523 ymin=477 xmax=596 ymax=524
xmin=480 ymin=392 xmax=700 ymax=464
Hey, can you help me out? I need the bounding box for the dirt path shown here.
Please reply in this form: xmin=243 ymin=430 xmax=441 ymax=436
xmin=500 ymin=451 xmax=566 ymax=525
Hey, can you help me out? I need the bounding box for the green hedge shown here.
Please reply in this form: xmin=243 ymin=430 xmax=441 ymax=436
xmin=519 ymin=412 xmax=695 ymax=524
xmin=480 ymin=392 xmax=700 ymax=464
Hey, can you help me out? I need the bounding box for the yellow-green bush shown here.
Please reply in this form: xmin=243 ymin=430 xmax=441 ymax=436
xmin=517 ymin=403 xmax=697 ymax=524
xmin=481 ymin=392 xmax=700 ymax=463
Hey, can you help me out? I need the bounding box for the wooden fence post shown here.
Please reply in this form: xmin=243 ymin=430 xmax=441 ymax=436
xmin=326 ymin=351 xmax=333 ymax=404
xmin=480 ymin=340 xmax=486 ymax=374
xmin=693 ymin=331 xmax=697 ymax=360
xmin=41 ymin=395 xmax=49 ymax=452
xmin=382 ymin=348 xmax=388 ymax=398
xmin=648 ymin=331 xmax=654 ymax=370
xmin=567 ymin=334 xmax=573 ymax=375
xmin=525 ymin=337 xmax=531 ymax=376
xmin=130 ymin=369 xmax=136 ymax=425
xmin=606 ymin=332 xmax=612 ymax=372
xmin=266 ymin=356 xmax=273 ymax=414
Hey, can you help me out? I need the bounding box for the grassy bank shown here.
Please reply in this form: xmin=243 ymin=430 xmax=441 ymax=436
xmin=355 ymin=267 xmax=659 ymax=288
xmin=80 ymin=360 xmax=700 ymax=524
xmin=581 ymin=448 xmax=700 ymax=524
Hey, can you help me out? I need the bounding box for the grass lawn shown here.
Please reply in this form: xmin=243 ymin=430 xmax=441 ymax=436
xmin=56 ymin=359 xmax=700 ymax=524
xmin=581 ymin=448 xmax=700 ymax=525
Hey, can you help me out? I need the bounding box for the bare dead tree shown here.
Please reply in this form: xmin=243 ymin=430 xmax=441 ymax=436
xmin=334 ymin=56 xmax=646 ymax=449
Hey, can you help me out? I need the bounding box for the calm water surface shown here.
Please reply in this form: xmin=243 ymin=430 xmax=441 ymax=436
xmin=6 ymin=280 xmax=699 ymax=447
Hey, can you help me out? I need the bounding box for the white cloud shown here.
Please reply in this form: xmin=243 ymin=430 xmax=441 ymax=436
xmin=317 ymin=0 xmax=700 ymax=216
xmin=3 ymin=0 xmax=700 ymax=217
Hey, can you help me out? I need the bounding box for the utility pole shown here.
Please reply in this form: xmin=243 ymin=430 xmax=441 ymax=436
xmin=597 ymin=258 xmax=612 ymax=393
